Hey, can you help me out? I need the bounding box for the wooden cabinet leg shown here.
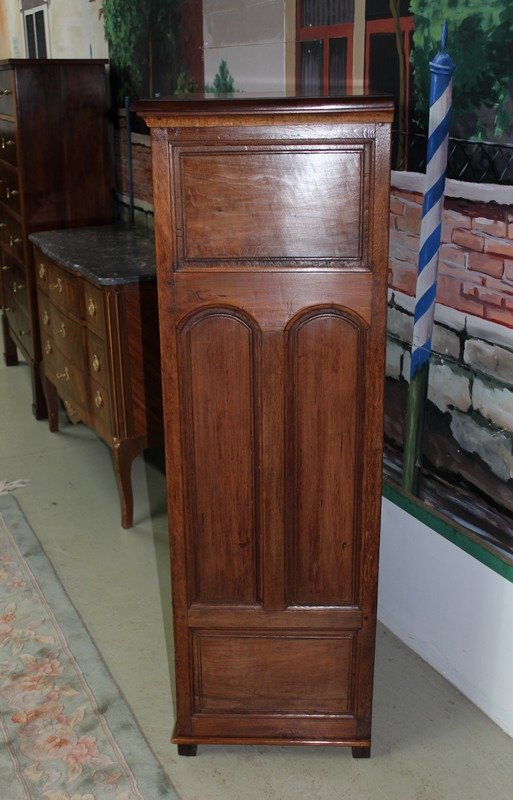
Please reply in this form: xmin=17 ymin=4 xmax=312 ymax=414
xmin=352 ymin=745 xmax=371 ymax=759
xmin=44 ymin=378 xmax=59 ymax=433
xmin=2 ymin=313 xmax=18 ymax=366
xmin=112 ymin=437 xmax=144 ymax=529
xmin=31 ymin=362 xmax=48 ymax=420
xmin=177 ymin=744 xmax=197 ymax=757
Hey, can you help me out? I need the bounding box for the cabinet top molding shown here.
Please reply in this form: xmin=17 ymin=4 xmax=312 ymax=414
xmin=134 ymin=93 xmax=394 ymax=127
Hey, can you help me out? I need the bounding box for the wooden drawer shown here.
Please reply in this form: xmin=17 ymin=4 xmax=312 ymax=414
xmin=88 ymin=377 xmax=112 ymax=441
xmin=83 ymin=282 xmax=105 ymax=335
xmin=2 ymin=257 xmax=28 ymax=316
xmin=0 ymin=120 xmax=17 ymax=167
xmin=0 ymin=70 xmax=15 ymax=118
xmin=47 ymin=302 xmax=85 ymax=367
xmin=3 ymin=285 xmax=33 ymax=359
xmin=46 ymin=347 xmax=88 ymax=409
xmin=0 ymin=161 xmax=20 ymax=215
xmin=35 ymin=252 xmax=81 ymax=317
xmin=86 ymin=329 xmax=109 ymax=389
xmin=37 ymin=291 xmax=53 ymax=332
xmin=0 ymin=209 xmax=23 ymax=262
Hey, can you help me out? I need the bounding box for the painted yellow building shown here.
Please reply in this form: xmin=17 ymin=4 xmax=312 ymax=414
xmin=0 ymin=0 xmax=108 ymax=60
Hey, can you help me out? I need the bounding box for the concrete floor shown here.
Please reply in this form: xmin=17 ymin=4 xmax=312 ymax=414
xmin=1 ymin=357 xmax=513 ymax=800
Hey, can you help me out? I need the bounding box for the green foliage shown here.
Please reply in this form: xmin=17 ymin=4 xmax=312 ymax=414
xmin=174 ymin=72 xmax=197 ymax=96
xmin=206 ymin=60 xmax=235 ymax=95
xmin=101 ymin=0 xmax=180 ymax=104
xmin=410 ymin=0 xmax=513 ymax=140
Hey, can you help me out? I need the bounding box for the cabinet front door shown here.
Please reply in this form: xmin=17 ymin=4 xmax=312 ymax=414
xmin=153 ymin=117 xmax=391 ymax=745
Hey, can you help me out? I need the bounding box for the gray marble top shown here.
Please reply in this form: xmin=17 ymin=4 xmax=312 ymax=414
xmin=29 ymin=223 xmax=156 ymax=286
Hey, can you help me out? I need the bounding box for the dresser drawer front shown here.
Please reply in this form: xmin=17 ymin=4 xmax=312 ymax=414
xmin=46 ymin=348 xmax=88 ymax=408
xmin=36 ymin=253 xmax=81 ymax=316
xmin=38 ymin=291 xmax=53 ymax=336
xmin=2 ymin=258 xmax=28 ymax=316
xmin=88 ymin=377 xmax=112 ymax=440
xmin=0 ymin=162 xmax=20 ymax=215
xmin=86 ymin=329 xmax=109 ymax=389
xmin=83 ymin=283 xmax=105 ymax=335
xmin=0 ymin=70 xmax=15 ymax=118
xmin=0 ymin=210 xmax=24 ymax=262
xmin=4 ymin=286 xmax=33 ymax=359
xmin=0 ymin=120 xmax=17 ymax=166
xmin=47 ymin=303 xmax=85 ymax=366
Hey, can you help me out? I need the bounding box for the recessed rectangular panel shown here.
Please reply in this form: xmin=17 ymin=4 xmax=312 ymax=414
xmin=288 ymin=311 xmax=362 ymax=605
xmin=179 ymin=310 xmax=260 ymax=604
xmin=193 ymin=632 xmax=353 ymax=714
xmin=179 ymin=149 xmax=364 ymax=263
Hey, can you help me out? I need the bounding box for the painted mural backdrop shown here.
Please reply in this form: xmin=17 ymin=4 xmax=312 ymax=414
xmin=100 ymin=0 xmax=513 ymax=549
xmin=409 ymin=0 xmax=513 ymax=142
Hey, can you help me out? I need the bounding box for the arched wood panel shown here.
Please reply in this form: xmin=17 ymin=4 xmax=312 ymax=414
xmin=286 ymin=308 xmax=364 ymax=606
xmin=178 ymin=308 xmax=261 ymax=604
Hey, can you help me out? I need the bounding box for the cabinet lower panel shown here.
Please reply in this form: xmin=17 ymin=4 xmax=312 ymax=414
xmin=192 ymin=631 xmax=354 ymax=715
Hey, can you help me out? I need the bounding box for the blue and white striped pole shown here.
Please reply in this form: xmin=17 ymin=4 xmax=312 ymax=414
xmin=403 ymin=23 xmax=455 ymax=494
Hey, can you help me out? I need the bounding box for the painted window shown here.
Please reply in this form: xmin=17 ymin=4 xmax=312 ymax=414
xmin=23 ymin=5 xmax=49 ymax=59
xmin=296 ymin=0 xmax=354 ymax=93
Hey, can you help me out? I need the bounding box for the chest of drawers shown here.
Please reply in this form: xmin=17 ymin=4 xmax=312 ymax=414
xmin=136 ymin=95 xmax=393 ymax=755
xmin=31 ymin=225 xmax=163 ymax=528
xmin=0 ymin=59 xmax=112 ymax=418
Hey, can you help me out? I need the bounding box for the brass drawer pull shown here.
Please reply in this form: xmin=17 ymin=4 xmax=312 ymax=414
xmin=6 ymin=187 xmax=18 ymax=199
xmin=64 ymin=399 xmax=76 ymax=416
xmin=94 ymin=389 xmax=104 ymax=408
xmin=49 ymin=278 xmax=63 ymax=293
xmin=56 ymin=367 xmax=70 ymax=381
xmin=3 ymin=306 xmax=13 ymax=312
xmin=42 ymin=310 xmax=50 ymax=325
xmin=53 ymin=323 xmax=66 ymax=337
xmin=1 ymin=138 xmax=14 ymax=149
xmin=87 ymin=297 xmax=97 ymax=317
xmin=44 ymin=339 xmax=52 ymax=354
xmin=9 ymin=235 xmax=21 ymax=248
xmin=18 ymin=329 xmax=29 ymax=336
xmin=13 ymin=282 xmax=23 ymax=293
xmin=92 ymin=354 xmax=100 ymax=372
xmin=0 ymin=222 xmax=7 ymax=228
xmin=39 ymin=263 xmax=46 ymax=279
xmin=1 ymin=264 xmax=10 ymax=270
xmin=0 ymin=88 xmax=13 ymax=96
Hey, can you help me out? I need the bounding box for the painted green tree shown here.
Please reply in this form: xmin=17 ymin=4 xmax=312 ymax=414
xmin=410 ymin=0 xmax=513 ymax=140
xmin=101 ymin=0 xmax=181 ymax=104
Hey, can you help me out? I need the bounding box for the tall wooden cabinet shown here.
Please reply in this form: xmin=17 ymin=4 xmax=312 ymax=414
xmin=136 ymin=95 xmax=393 ymax=756
xmin=0 ymin=59 xmax=112 ymax=418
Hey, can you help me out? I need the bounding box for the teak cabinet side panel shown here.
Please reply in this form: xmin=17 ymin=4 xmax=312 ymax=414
xmin=139 ymin=97 xmax=393 ymax=752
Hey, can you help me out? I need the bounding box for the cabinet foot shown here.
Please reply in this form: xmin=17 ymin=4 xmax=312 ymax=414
xmin=112 ymin=437 xmax=145 ymax=529
xmin=2 ymin=313 xmax=18 ymax=366
xmin=44 ymin=378 xmax=59 ymax=433
xmin=31 ymin=363 xmax=48 ymax=420
xmin=177 ymin=744 xmax=197 ymax=757
xmin=352 ymin=746 xmax=371 ymax=759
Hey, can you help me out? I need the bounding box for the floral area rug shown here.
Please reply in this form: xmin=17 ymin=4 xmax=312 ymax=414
xmin=0 ymin=493 xmax=179 ymax=800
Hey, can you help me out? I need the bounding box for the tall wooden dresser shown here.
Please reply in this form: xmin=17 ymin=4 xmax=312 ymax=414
xmin=136 ymin=95 xmax=393 ymax=756
xmin=0 ymin=59 xmax=112 ymax=418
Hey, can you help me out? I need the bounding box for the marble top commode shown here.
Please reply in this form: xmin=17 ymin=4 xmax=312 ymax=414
xmin=29 ymin=223 xmax=156 ymax=285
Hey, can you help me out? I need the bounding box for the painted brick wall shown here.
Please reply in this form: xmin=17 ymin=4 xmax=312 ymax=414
xmin=390 ymin=188 xmax=513 ymax=326
xmin=387 ymin=184 xmax=513 ymax=514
